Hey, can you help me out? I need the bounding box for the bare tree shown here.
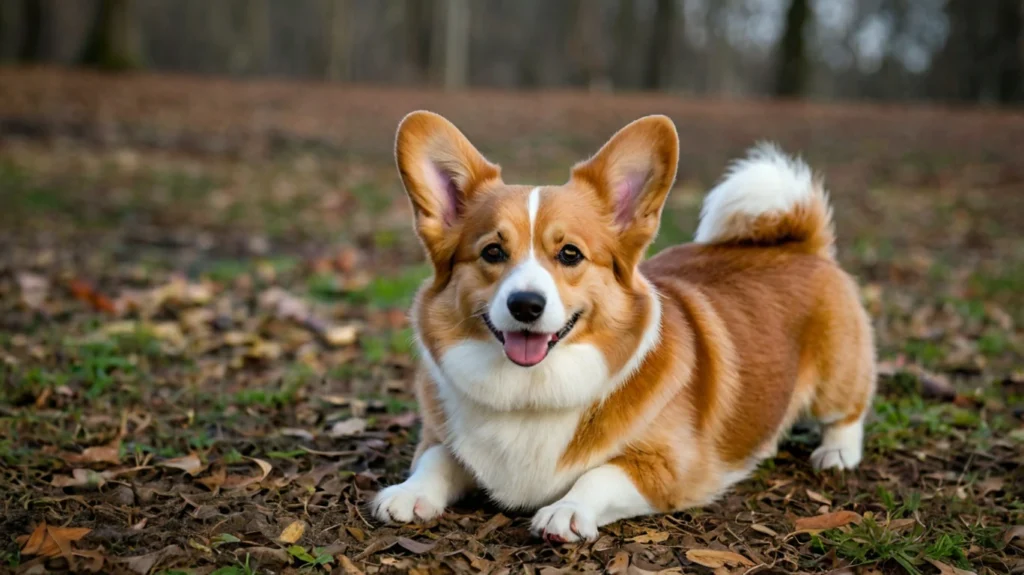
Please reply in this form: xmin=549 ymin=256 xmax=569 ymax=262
xmin=775 ymin=0 xmax=810 ymax=97
xmin=439 ymin=0 xmax=469 ymax=88
xmin=404 ymin=0 xmax=432 ymax=82
xmin=18 ymin=0 xmax=43 ymax=62
xmin=644 ymin=0 xmax=677 ymax=90
xmin=568 ymin=0 xmax=610 ymax=90
xmin=80 ymin=0 xmax=142 ymax=70
xmin=612 ymin=0 xmax=638 ymax=89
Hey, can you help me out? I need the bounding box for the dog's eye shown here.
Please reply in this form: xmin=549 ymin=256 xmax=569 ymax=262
xmin=481 ymin=243 xmax=508 ymax=263
xmin=556 ymin=244 xmax=584 ymax=266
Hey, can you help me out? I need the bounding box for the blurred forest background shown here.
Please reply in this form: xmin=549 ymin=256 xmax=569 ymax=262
xmin=1 ymin=0 xmax=1022 ymax=104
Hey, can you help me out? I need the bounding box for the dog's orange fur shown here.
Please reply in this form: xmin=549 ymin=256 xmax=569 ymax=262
xmin=394 ymin=110 xmax=875 ymax=518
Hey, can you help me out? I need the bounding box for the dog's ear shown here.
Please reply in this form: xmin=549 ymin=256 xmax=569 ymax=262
xmin=570 ymin=115 xmax=679 ymax=281
xmin=395 ymin=111 xmax=502 ymax=276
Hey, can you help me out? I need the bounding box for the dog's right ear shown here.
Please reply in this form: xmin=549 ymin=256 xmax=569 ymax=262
xmin=395 ymin=111 xmax=501 ymax=274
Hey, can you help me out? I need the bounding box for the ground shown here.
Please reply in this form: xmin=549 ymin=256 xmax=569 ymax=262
xmin=0 ymin=68 xmax=1021 ymax=575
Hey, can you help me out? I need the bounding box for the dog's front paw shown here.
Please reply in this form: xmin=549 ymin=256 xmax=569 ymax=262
xmin=530 ymin=500 xmax=598 ymax=543
xmin=372 ymin=481 xmax=446 ymax=523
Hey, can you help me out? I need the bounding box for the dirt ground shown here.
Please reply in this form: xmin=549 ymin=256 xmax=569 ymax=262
xmin=0 ymin=68 xmax=1021 ymax=575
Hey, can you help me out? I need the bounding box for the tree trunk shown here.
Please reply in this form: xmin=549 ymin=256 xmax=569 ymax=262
xmin=568 ymin=0 xmax=610 ymax=90
xmin=79 ymin=0 xmax=142 ymax=71
xmin=325 ymin=0 xmax=350 ymax=81
xmin=775 ymin=0 xmax=810 ymax=97
xmin=612 ymin=0 xmax=637 ymax=89
xmin=643 ymin=0 xmax=675 ymax=90
xmin=405 ymin=0 xmax=432 ymax=82
xmin=18 ymin=0 xmax=43 ymax=62
xmin=441 ymin=0 xmax=469 ymax=89
xmin=245 ymin=0 xmax=270 ymax=75
xmin=994 ymin=0 xmax=1022 ymax=102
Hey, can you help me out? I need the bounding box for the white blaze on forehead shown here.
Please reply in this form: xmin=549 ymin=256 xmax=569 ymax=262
xmin=487 ymin=186 xmax=567 ymax=334
xmin=528 ymin=186 xmax=541 ymax=256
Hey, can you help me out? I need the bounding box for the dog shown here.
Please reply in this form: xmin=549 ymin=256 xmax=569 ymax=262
xmin=372 ymin=111 xmax=876 ymax=542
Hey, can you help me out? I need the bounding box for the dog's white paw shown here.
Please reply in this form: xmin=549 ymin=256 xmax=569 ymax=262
xmin=812 ymin=422 xmax=863 ymax=471
xmin=372 ymin=481 xmax=446 ymax=523
xmin=530 ymin=500 xmax=599 ymax=543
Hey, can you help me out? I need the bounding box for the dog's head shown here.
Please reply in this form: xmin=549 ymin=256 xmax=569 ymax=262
xmin=397 ymin=112 xmax=678 ymax=410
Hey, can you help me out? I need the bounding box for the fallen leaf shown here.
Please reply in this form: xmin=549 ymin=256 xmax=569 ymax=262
xmin=338 ymin=554 xmax=365 ymax=575
xmin=607 ymin=551 xmax=630 ymax=575
xmin=235 ymin=546 xmax=290 ymax=565
xmin=52 ymin=468 xmax=107 ymax=489
xmin=806 ymin=489 xmax=832 ymax=506
xmin=17 ymin=272 xmax=49 ymax=309
xmin=73 ymin=547 xmax=105 ymax=572
xmin=279 ymin=427 xmax=316 ymax=441
xmin=19 ymin=523 xmax=92 ymax=563
xmin=396 ymin=537 xmax=436 ymax=554
xmin=354 ymin=536 xmax=398 ymax=560
xmin=346 ymin=526 xmax=367 ymax=542
xmin=685 ymin=549 xmax=755 ymax=569
xmin=925 ymin=558 xmax=977 ymax=575
xmin=885 ymin=518 xmax=917 ymax=532
xmin=792 ymin=510 xmax=862 ymax=533
xmin=323 ymin=324 xmax=359 ymax=346
xmin=977 ymin=476 xmax=1004 ymax=496
xmin=329 ymin=417 xmax=367 ymax=437
xmin=750 ymin=523 xmax=779 ymax=537
xmin=630 ymin=530 xmax=669 ymax=543
xmin=475 ymin=513 xmax=511 ymax=539
xmin=197 ymin=466 xmax=227 ymax=493
xmin=279 ymin=520 xmax=306 ymax=544
xmin=158 ymin=452 xmax=205 ymax=476
xmin=68 ymin=278 xmax=116 ymax=314
xmin=64 ymin=441 xmax=121 ymax=465
xmin=1005 ymin=525 xmax=1024 ymax=545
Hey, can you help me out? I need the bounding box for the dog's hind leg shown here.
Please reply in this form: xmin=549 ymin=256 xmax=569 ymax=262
xmin=806 ymin=278 xmax=876 ymax=471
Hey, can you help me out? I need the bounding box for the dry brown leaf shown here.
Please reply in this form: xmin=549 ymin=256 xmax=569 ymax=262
xmin=925 ymin=558 xmax=977 ymax=575
xmin=52 ymin=468 xmax=108 ymax=489
xmin=886 ymin=518 xmax=917 ymax=532
xmin=346 ymin=526 xmax=367 ymax=542
xmin=329 ymin=417 xmax=367 ymax=437
xmin=278 ymin=520 xmax=306 ymax=544
xmin=323 ymin=324 xmax=359 ymax=346
xmin=396 ymin=537 xmax=436 ymax=554
xmin=685 ymin=549 xmax=755 ymax=569
xmin=630 ymin=530 xmax=669 ymax=543
xmin=250 ymin=457 xmax=273 ymax=480
xmin=750 ymin=523 xmax=779 ymax=537
xmin=64 ymin=441 xmax=121 ymax=465
xmin=339 ymin=554 xmax=365 ymax=575
xmin=19 ymin=523 xmax=92 ymax=562
xmin=73 ymin=547 xmax=105 ymax=572
xmin=17 ymin=272 xmax=49 ymax=309
xmin=792 ymin=510 xmax=862 ymax=533
xmin=607 ymin=551 xmax=630 ymax=575
xmin=158 ymin=452 xmax=204 ymax=476
xmin=197 ymin=466 xmax=227 ymax=493
xmin=122 ymin=544 xmax=183 ymax=574
xmin=1005 ymin=525 xmax=1024 ymax=545
xmin=806 ymin=489 xmax=832 ymax=506
xmin=475 ymin=513 xmax=511 ymax=539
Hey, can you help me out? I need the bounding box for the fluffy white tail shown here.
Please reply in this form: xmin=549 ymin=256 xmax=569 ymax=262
xmin=694 ymin=143 xmax=835 ymax=259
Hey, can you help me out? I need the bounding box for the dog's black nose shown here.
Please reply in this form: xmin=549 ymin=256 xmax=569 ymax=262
xmin=507 ymin=291 xmax=546 ymax=323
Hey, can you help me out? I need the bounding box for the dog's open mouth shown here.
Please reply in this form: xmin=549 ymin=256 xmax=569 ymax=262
xmin=482 ymin=311 xmax=582 ymax=367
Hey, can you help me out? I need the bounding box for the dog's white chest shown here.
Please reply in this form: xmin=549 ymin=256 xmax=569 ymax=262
xmin=444 ymin=400 xmax=584 ymax=509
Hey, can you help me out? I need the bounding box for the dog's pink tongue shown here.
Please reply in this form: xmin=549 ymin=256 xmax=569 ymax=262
xmin=503 ymin=331 xmax=550 ymax=366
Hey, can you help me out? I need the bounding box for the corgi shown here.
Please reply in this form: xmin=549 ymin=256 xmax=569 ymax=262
xmin=372 ymin=111 xmax=876 ymax=543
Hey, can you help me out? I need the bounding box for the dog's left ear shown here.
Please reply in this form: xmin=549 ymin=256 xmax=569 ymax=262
xmin=571 ymin=115 xmax=679 ymax=280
